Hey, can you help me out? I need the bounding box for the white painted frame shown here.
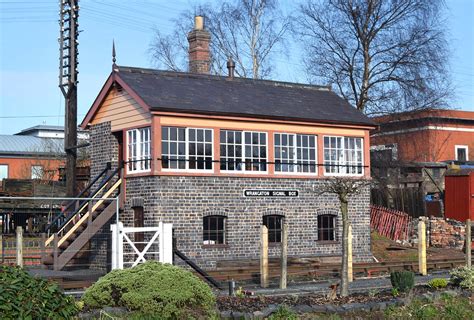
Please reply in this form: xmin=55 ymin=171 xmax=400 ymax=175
xmin=111 ymin=221 xmax=173 ymax=269
xmin=126 ymin=127 xmax=151 ymax=174
xmin=323 ymin=135 xmax=364 ymax=177
xmin=0 ymin=164 xmax=9 ymax=180
xmin=220 ymin=130 xmax=269 ymax=174
xmin=455 ymin=145 xmax=469 ymax=161
xmin=273 ymin=132 xmax=318 ymax=176
xmin=161 ymin=127 xmax=214 ymax=173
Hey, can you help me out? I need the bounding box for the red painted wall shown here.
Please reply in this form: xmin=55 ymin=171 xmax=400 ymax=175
xmin=0 ymin=157 xmax=63 ymax=181
xmin=371 ymin=110 xmax=474 ymax=163
xmin=372 ymin=129 xmax=474 ymax=162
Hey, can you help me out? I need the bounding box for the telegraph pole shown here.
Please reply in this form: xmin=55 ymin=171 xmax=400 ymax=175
xmin=59 ymin=0 xmax=79 ymax=197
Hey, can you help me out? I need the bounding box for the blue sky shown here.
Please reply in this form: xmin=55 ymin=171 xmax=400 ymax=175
xmin=0 ymin=0 xmax=473 ymax=135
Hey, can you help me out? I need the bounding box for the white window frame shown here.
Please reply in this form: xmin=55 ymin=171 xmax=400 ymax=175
xmin=126 ymin=127 xmax=151 ymax=174
xmin=0 ymin=164 xmax=8 ymax=180
xmin=161 ymin=127 xmax=214 ymax=173
xmin=455 ymin=145 xmax=469 ymax=161
xmin=323 ymin=136 xmax=364 ymax=177
xmin=220 ymin=130 xmax=268 ymax=174
xmin=31 ymin=165 xmax=43 ymax=179
xmin=274 ymin=133 xmax=318 ymax=175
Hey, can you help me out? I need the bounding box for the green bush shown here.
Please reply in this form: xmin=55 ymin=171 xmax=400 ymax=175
xmin=427 ymin=278 xmax=448 ymax=289
xmin=268 ymin=305 xmax=298 ymax=320
xmin=390 ymin=271 xmax=415 ymax=293
xmin=81 ymin=261 xmax=216 ymax=319
xmin=449 ymin=266 xmax=474 ymax=291
xmin=0 ymin=265 xmax=78 ymax=319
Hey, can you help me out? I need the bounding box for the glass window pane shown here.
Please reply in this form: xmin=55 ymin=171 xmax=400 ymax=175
xmin=205 ymin=130 xmax=211 ymax=141
xmin=178 ymin=128 xmax=185 ymax=141
xmin=197 ymin=129 xmax=203 ymax=141
xmin=189 ymin=129 xmax=196 ymax=141
xmin=170 ymin=128 xmax=177 ymax=140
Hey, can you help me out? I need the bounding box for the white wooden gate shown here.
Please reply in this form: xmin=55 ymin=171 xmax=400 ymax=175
xmin=111 ymin=221 xmax=173 ymax=269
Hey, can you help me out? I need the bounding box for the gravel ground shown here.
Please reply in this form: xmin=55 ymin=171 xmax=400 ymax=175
xmin=224 ymin=270 xmax=450 ymax=297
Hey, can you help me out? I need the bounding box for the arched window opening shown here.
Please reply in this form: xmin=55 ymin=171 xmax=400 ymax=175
xmin=203 ymin=215 xmax=226 ymax=245
xmin=318 ymin=214 xmax=336 ymax=241
xmin=263 ymin=215 xmax=284 ymax=243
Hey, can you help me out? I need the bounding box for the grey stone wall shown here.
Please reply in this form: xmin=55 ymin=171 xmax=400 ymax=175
xmin=89 ymin=122 xmax=119 ymax=271
xmin=124 ymin=176 xmax=372 ymax=269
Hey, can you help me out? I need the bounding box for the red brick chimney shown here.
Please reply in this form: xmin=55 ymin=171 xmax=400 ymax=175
xmin=187 ymin=16 xmax=211 ymax=74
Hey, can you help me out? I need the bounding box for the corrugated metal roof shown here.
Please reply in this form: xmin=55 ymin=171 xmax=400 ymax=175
xmin=17 ymin=125 xmax=65 ymax=134
xmin=0 ymin=135 xmax=64 ymax=155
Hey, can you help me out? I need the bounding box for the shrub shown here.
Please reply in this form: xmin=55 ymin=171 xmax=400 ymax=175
xmin=268 ymin=305 xmax=298 ymax=320
xmin=81 ymin=261 xmax=216 ymax=319
xmin=0 ymin=265 xmax=78 ymax=319
xmin=427 ymin=278 xmax=448 ymax=289
xmin=449 ymin=266 xmax=474 ymax=291
xmin=390 ymin=271 xmax=415 ymax=293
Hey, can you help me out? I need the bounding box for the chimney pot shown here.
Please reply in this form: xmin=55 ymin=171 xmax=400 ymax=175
xmin=227 ymin=57 xmax=235 ymax=78
xmin=195 ymin=16 xmax=204 ymax=30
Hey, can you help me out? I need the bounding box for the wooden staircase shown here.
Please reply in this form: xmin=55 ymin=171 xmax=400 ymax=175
xmin=42 ymin=165 xmax=122 ymax=270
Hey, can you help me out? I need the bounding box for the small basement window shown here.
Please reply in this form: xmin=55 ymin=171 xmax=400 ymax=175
xmin=203 ymin=215 xmax=226 ymax=245
xmin=317 ymin=214 xmax=336 ymax=241
xmin=263 ymin=215 xmax=284 ymax=243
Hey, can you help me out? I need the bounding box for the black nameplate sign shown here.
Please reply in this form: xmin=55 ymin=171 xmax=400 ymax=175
xmin=244 ymin=190 xmax=299 ymax=197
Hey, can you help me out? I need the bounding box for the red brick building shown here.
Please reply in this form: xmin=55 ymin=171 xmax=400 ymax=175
xmin=371 ymin=109 xmax=474 ymax=163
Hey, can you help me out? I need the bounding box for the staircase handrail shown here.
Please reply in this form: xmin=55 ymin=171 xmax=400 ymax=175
xmin=61 ymin=163 xmax=112 ymax=214
xmin=46 ymin=165 xmax=120 ymax=233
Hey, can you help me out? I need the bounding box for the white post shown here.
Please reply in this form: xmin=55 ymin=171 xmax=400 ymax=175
xmin=466 ymin=219 xmax=471 ymax=268
xmin=418 ymin=219 xmax=427 ymax=276
xmin=348 ymin=224 xmax=353 ymax=282
xmin=111 ymin=223 xmax=117 ymax=269
xmin=279 ymin=222 xmax=288 ymax=289
xmin=118 ymin=222 xmax=124 ymax=269
xmin=159 ymin=222 xmax=164 ymax=263
xmin=16 ymin=226 xmax=23 ymax=267
xmin=161 ymin=223 xmax=173 ymax=264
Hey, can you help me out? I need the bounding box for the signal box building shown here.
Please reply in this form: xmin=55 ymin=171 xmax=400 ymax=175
xmin=80 ymin=18 xmax=376 ymax=269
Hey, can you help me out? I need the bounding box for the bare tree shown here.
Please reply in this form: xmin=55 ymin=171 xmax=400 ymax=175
xmin=316 ymin=177 xmax=371 ymax=297
xmin=297 ymin=0 xmax=451 ymax=115
xmin=149 ymin=0 xmax=290 ymax=79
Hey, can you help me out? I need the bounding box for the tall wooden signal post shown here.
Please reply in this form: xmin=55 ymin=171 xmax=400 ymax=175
xmin=59 ymin=0 xmax=79 ymax=197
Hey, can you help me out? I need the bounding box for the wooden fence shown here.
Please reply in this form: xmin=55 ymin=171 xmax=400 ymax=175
xmin=370 ymin=205 xmax=412 ymax=241
xmin=0 ymin=231 xmax=51 ymax=266
xmin=371 ymin=187 xmax=425 ymax=218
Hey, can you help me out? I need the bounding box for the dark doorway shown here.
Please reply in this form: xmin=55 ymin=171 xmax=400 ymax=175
xmin=133 ymin=206 xmax=144 ymax=252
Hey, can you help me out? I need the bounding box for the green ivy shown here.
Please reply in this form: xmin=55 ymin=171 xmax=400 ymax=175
xmin=81 ymin=261 xmax=216 ymax=319
xmin=0 ymin=265 xmax=78 ymax=319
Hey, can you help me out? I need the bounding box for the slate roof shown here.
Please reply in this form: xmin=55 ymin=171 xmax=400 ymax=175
xmin=0 ymin=135 xmax=64 ymax=156
xmin=115 ymin=66 xmax=375 ymax=127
